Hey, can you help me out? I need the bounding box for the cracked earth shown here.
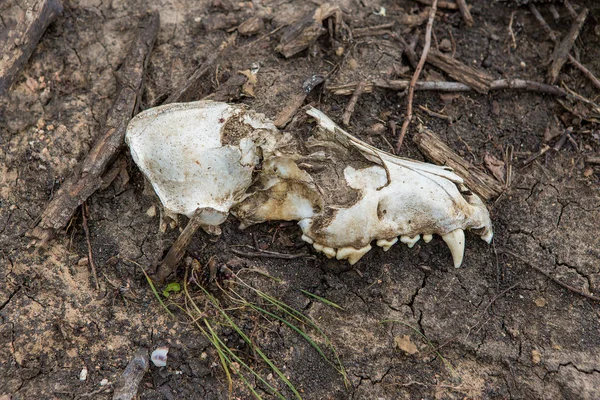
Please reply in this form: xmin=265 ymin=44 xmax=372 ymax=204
xmin=1 ymin=0 xmax=600 ymax=399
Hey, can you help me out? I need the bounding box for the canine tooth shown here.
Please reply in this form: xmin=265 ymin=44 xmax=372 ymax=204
xmin=313 ymin=243 xmax=324 ymax=252
xmin=322 ymin=246 xmax=336 ymax=258
xmin=336 ymin=245 xmax=371 ymax=265
xmin=422 ymin=234 xmax=433 ymax=243
xmin=400 ymin=234 xmax=420 ymax=248
xmin=442 ymin=229 xmax=465 ymax=268
xmin=301 ymin=234 xmax=314 ymax=244
xmin=376 ymin=238 xmax=398 ymax=251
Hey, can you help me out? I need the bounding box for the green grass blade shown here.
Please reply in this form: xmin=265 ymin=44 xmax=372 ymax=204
xmin=300 ymin=290 xmax=344 ymax=310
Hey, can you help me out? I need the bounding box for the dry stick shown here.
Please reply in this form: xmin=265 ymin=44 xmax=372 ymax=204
xmin=81 ymin=202 xmax=99 ymax=290
xmin=563 ymin=0 xmax=578 ymax=19
xmin=156 ymin=209 xmax=206 ymax=283
xmin=327 ymin=79 xmax=591 ymax=104
xmin=396 ymin=0 xmax=438 ymax=152
xmin=353 ymin=22 xmax=395 ymax=38
xmin=455 ymin=0 xmax=473 ymax=27
xmin=342 ymin=81 xmax=366 ymax=126
xmin=502 ymin=250 xmax=600 ymax=302
xmin=529 ymin=4 xmax=600 ymax=90
xmin=0 ymin=0 xmax=63 ymax=94
xmin=230 ymin=248 xmax=315 ymax=260
xmin=112 ymin=348 xmax=150 ymax=400
xmin=546 ymin=7 xmax=588 ymax=84
xmin=415 ymin=0 xmax=457 ymax=10
xmin=426 ymin=48 xmax=494 ymax=94
xmin=26 ymin=11 xmax=160 ymax=246
xmin=586 ymin=156 xmax=600 ymax=164
xmin=413 ymin=126 xmax=503 ymax=201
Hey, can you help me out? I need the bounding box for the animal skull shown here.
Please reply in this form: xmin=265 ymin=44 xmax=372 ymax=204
xmin=126 ymin=100 xmax=493 ymax=267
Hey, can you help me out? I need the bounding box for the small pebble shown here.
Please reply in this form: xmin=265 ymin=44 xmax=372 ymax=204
xmin=79 ymin=367 xmax=88 ymax=381
xmin=151 ymin=346 xmax=169 ymax=367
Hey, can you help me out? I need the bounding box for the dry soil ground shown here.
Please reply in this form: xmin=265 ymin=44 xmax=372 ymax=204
xmin=1 ymin=0 xmax=600 ymax=399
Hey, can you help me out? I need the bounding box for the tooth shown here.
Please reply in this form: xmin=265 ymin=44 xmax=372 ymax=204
xmin=313 ymin=243 xmax=324 ymax=252
xmin=336 ymin=245 xmax=372 ymax=265
xmin=400 ymin=234 xmax=420 ymax=248
xmin=481 ymin=231 xmax=493 ymax=244
xmin=322 ymin=246 xmax=336 ymax=258
xmin=422 ymin=234 xmax=433 ymax=243
xmin=301 ymin=234 xmax=314 ymax=244
xmin=442 ymin=229 xmax=465 ymax=268
xmin=376 ymin=238 xmax=398 ymax=251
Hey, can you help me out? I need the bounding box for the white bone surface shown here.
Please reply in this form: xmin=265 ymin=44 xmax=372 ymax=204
xmin=126 ymin=101 xmax=493 ymax=267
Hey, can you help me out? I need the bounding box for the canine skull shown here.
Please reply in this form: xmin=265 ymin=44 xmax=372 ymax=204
xmin=126 ymin=101 xmax=493 ymax=267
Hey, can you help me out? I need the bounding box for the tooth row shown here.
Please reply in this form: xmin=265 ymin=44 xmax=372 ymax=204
xmin=301 ymin=228 xmax=466 ymax=268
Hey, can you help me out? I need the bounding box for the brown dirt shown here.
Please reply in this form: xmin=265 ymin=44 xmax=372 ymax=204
xmin=1 ymin=0 xmax=600 ymax=399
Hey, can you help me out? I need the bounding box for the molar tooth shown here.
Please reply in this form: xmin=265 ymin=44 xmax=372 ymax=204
xmin=422 ymin=234 xmax=433 ymax=243
xmin=400 ymin=234 xmax=421 ymax=248
xmin=301 ymin=234 xmax=314 ymax=244
xmin=376 ymin=238 xmax=398 ymax=251
xmin=336 ymin=245 xmax=372 ymax=265
xmin=322 ymin=246 xmax=336 ymax=258
xmin=481 ymin=231 xmax=493 ymax=244
xmin=442 ymin=229 xmax=465 ymax=268
xmin=313 ymin=243 xmax=324 ymax=252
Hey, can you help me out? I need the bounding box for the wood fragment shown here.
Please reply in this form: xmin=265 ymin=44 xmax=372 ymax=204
xmin=413 ymin=126 xmax=504 ymax=201
xmin=397 ymin=0 xmax=438 ymax=151
xmin=26 ymin=11 xmax=160 ymax=246
xmin=274 ymin=93 xmax=307 ymax=128
xmin=547 ymin=7 xmax=588 ymax=84
xmin=426 ymin=48 xmax=494 ymax=93
xmin=455 ymin=0 xmax=474 ymax=27
xmin=585 ymin=156 xmax=600 ymax=165
xmin=342 ymin=81 xmax=366 ymax=126
xmin=353 ymin=23 xmax=395 ymax=38
xmin=415 ymin=0 xmax=458 ymax=10
xmin=156 ymin=210 xmax=205 ymax=283
xmin=563 ymin=0 xmax=578 ymax=19
xmin=112 ymin=349 xmax=150 ymax=400
xmin=529 ymin=4 xmax=600 ymax=90
xmin=0 ymin=0 xmax=63 ymax=94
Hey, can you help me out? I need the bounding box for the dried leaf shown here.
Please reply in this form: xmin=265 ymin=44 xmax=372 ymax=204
xmin=394 ymin=335 xmax=418 ymax=355
xmin=484 ymin=152 xmax=506 ymax=183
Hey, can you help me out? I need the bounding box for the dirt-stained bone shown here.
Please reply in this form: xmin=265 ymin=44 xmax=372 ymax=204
xmin=126 ymin=101 xmax=493 ymax=267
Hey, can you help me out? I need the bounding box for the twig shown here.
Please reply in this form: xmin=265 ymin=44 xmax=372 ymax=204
xmin=396 ymin=0 xmax=438 ymax=152
xmin=418 ymin=104 xmax=453 ymax=122
xmin=26 ymin=11 xmax=160 ymax=246
xmin=230 ymin=248 xmax=315 ymax=260
xmin=112 ymin=348 xmax=150 ymax=400
xmin=156 ymin=209 xmax=205 ymax=283
xmin=327 ymin=79 xmax=593 ymax=105
xmin=0 ymin=0 xmax=63 ymax=94
xmin=529 ymin=4 xmax=600 ymax=90
xmin=563 ymin=0 xmax=578 ymax=19
xmin=415 ymin=0 xmax=457 ymax=10
xmin=81 ymin=202 xmax=99 ymax=290
xmin=455 ymin=0 xmax=473 ymax=27
xmin=586 ymin=156 xmax=600 ymax=165
xmin=342 ymin=81 xmax=366 ymax=126
xmin=274 ymin=74 xmax=326 ymax=128
xmin=521 ymin=145 xmax=551 ymax=167
xmin=353 ymin=23 xmax=395 ymax=38
xmin=502 ymin=250 xmax=600 ymax=302
xmin=546 ymin=7 xmax=588 ymax=84
xmin=508 ymin=11 xmax=517 ymax=49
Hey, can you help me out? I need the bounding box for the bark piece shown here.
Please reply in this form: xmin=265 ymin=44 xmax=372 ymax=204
xmin=112 ymin=349 xmax=150 ymax=400
xmin=547 ymin=7 xmax=588 ymax=84
xmin=0 ymin=0 xmax=63 ymax=94
xmin=426 ymin=48 xmax=494 ymax=94
xmin=456 ymin=0 xmax=474 ymax=27
xmin=27 ymin=11 xmax=160 ymax=246
xmin=413 ymin=126 xmax=503 ymax=201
